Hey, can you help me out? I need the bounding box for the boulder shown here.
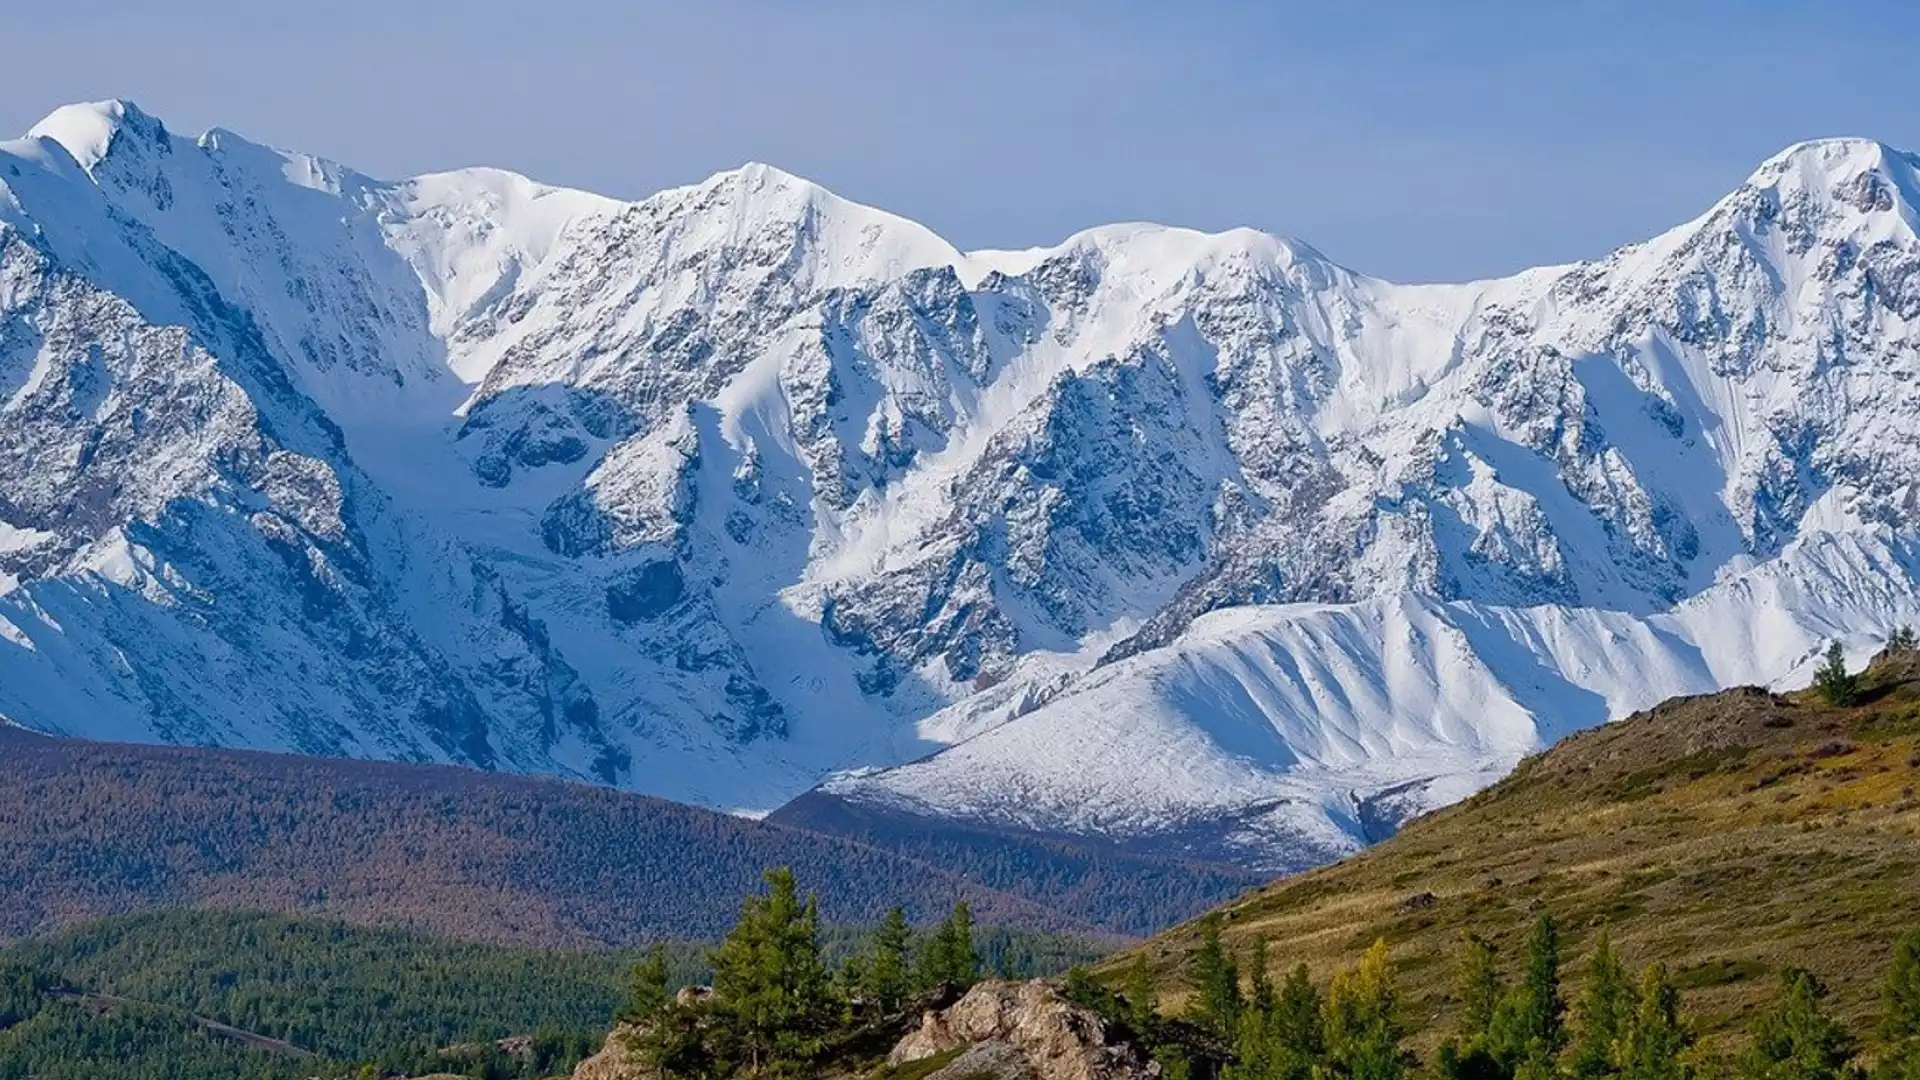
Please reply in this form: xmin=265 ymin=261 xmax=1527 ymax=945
xmin=889 ymin=980 xmax=1156 ymax=1080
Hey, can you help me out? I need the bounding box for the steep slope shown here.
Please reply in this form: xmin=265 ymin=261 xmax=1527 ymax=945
xmin=3 ymin=100 xmax=1920 ymax=868
xmin=1111 ymin=647 xmax=1920 ymax=1051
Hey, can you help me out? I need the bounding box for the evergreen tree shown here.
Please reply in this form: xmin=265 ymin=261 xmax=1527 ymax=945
xmin=1272 ymin=963 xmax=1326 ymax=1080
xmin=1876 ymin=934 xmax=1920 ymax=1080
xmin=1190 ymin=919 xmax=1244 ymax=1042
xmin=914 ymin=901 xmax=979 ymax=993
xmin=1438 ymin=932 xmax=1509 ymax=1080
xmin=1233 ymin=1005 xmax=1275 ymax=1080
xmin=1520 ymin=916 xmax=1569 ymax=1060
xmin=625 ymin=942 xmax=724 ymax=1080
xmin=1226 ymin=939 xmax=1273 ymax=1080
xmin=1889 ymin=626 xmax=1918 ymax=652
xmin=1570 ymin=931 xmax=1637 ymax=1080
xmin=949 ymin=900 xmax=977 ymax=986
xmin=623 ymin=944 xmax=672 ymax=1023
xmin=708 ymin=867 xmax=834 ymax=1074
xmin=1123 ymin=953 xmax=1159 ymax=1034
xmin=836 ymin=952 xmax=868 ymax=1017
xmin=1885 ymin=932 xmax=1920 ymax=1042
xmin=1738 ymin=969 xmax=1859 ymax=1080
xmin=1812 ymin=642 xmax=1860 ymax=707
xmin=1250 ymin=937 xmax=1276 ymax=1018
xmin=1323 ymin=939 xmax=1409 ymax=1080
xmin=1618 ymin=964 xmax=1691 ymax=1080
xmin=1486 ymin=915 xmax=1566 ymax=1077
xmin=860 ymin=907 xmax=913 ymax=1016
xmin=1459 ymin=932 xmax=1506 ymax=1043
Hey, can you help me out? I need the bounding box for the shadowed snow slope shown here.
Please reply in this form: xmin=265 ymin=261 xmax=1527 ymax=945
xmin=2 ymin=101 xmax=1918 ymax=868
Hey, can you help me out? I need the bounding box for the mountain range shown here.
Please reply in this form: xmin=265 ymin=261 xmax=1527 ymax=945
xmin=2 ymin=99 xmax=1917 ymax=870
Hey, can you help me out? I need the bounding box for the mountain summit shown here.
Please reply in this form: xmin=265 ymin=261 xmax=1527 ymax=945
xmin=1 ymin=102 xmax=1916 ymax=868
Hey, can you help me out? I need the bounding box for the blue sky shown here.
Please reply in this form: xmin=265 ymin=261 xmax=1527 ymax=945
xmin=5 ymin=1 xmax=1917 ymax=282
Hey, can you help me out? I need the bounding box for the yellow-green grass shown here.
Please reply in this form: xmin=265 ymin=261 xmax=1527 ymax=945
xmin=1111 ymin=651 xmax=1920 ymax=1058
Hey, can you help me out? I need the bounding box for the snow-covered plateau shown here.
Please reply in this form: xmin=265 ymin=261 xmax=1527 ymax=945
xmin=2 ymin=100 xmax=1917 ymax=870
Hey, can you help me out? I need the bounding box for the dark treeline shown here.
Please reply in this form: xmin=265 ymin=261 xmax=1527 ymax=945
xmin=0 ymin=902 xmax=1107 ymax=1080
xmin=1073 ymin=917 xmax=1920 ymax=1080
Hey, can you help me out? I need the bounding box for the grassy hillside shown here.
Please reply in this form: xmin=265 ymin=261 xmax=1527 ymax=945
xmin=0 ymin=726 xmax=1247 ymax=944
xmin=1118 ymin=648 xmax=1920 ymax=1054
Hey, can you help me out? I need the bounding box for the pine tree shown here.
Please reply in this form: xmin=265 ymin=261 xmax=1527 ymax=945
xmin=1324 ymin=939 xmax=1409 ymax=1080
xmin=1570 ymin=931 xmax=1637 ymax=1080
xmin=948 ymin=900 xmax=977 ymax=987
xmin=1489 ymin=916 xmax=1566 ymax=1074
xmin=708 ymin=867 xmax=833 ymax=1075
xmin=1521 ymin=916 xmax=1569 ymax=1060
xmin=914 ymin=901 xmax=979 ymax=993
xmin=1250 ymin=937 xmax=1276 ymax=1018
xmin=1889 ymin=626 xmax=1918 ymax=652
xmin=1190 ymin=919 xmax=1244 ymax=1042
xmin=1273 ymin=963 xmax=1325 ymax=1080
xmin=1618 ymin=964 xmax=1691 ymax=1080
xmin=1123 ymin=953 xmax=1159 ymax=1034
xmin=1739 ymin=969 xmax=1859 ymax=1080
xmin=836 ymin=952 xmax=868 ymax=1018
xmin=1812 ymin=642 xmax=1859 ymax=707
xmin=861 ymin=907 xmax=913 ymax=1016
xmin=624 ymin=944 xmax=672 ymax=1023
xmin=627 ymin=941 xmax=722 ymax=1080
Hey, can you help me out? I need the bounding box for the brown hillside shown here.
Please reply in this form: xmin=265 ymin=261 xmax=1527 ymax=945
xmin=0 ymin=726 xmax=1108 ymax=945
xmin=1117 ymin=648 xmax=1920 ymax=1053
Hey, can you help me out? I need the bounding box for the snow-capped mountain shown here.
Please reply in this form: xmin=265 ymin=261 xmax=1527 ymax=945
xmin=2 ymin=101 xmax=1916 ymax=867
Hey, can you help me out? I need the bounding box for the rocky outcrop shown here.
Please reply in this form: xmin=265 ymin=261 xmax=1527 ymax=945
xmin=571 ymin=1022 xmax=647 ymax=1080
xmin=889 ymin=981 xmax=1157 ymax=1080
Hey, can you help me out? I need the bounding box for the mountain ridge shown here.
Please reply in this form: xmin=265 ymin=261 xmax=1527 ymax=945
xmin=3 ymin=98 xmax=1918 ymax=869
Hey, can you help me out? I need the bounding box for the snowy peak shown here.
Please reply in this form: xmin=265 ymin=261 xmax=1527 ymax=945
xmin=646 ymin=160 xmax=967 ymax=289
xmin=24 ymin=98 xmax=169 ymax=175
xmin=3 ymin=100 xmax=1920 ymax=871
xmin=1747 ymin=136 xmax=1918 ymax=200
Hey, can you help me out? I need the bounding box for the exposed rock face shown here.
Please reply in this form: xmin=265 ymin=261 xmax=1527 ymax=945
xmin=571 ymin=1022 xmax=647 ymax=1080
xmin=5 ymin=100 xmax=1920 ymax=868
xmin=890 ymin=981 xmax=1157 ymax=1080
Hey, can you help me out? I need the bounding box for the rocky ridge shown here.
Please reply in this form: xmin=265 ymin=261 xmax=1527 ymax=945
xmin=3 ymin=100 xmax=1919 ymax=865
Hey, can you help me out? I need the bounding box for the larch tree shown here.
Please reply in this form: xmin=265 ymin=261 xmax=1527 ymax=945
xmin=1570 ymin=931 xmax=1637 ymax=1080
xmin=1738 ymin=968 xmax=1858 ymax=1080
xmin=1324 ymin=939 xmax=1409 ymax=1080
xmin=708 ymin=867 xmax=833 ymax=1075
xmin=1618 ymin=964 xmax=1691 ymax=1080
xmin=1189 ymin=918 xmax=1244 ymax=1043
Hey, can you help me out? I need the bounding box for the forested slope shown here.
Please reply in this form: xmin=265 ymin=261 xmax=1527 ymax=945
xmin=0 ymin=727 xmax=1135 ymax=943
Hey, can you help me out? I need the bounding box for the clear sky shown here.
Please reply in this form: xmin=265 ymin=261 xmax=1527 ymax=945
xmin=4 ymin=1 xmax=1917 ymax=282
